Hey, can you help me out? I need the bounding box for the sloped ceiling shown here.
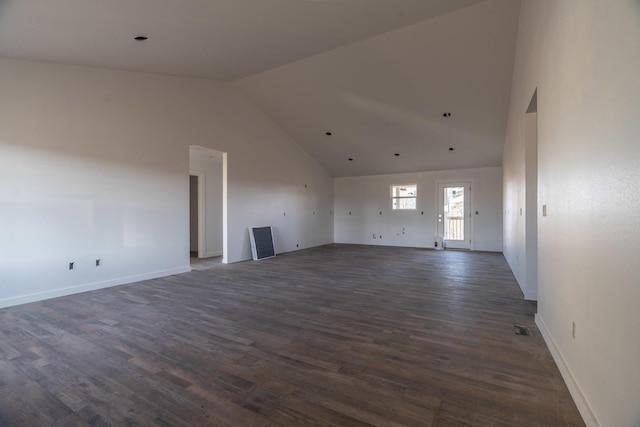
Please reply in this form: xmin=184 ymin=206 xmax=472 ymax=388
xmin=0 ymin=0 xmax=521 ymax=177
xmin=0 ymin=0 xmax=486 ymax=80
xmin=236 ymin=0 xmax=521 ymax=176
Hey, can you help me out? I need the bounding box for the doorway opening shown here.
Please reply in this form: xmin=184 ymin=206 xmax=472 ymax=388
xmin=189 ymin=173 xmax=202 ymax=258
xmin=524 ymin=89 xmax=538 ymax=300
xmin=438 ymin=182 xmax=471 ymax=249
xmin=189 ymin=146 xmax=227 ymax=266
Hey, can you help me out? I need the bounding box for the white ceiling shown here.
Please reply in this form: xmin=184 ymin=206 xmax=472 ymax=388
xmin=0 ymin=0 xmax=485 ymax=81
xmin=0 ymin=0 xmax=521 ymax=177
xmin=236 ymin=0 xmax=521 ymax=177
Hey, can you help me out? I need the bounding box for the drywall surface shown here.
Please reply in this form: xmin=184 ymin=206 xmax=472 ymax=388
xmin=523 ymin=111 xmax=538 ymax=300
xmin=190 ymin=147 xmax=223 ymax=257
xmin=504 ymin=110 xmax=538 ymax=300
xmin=503 ymin=1 xmax=640 ymax=425
xmin=335 ymin=167 xmax=502 ymax=251
xmin=0 ymin=57 xmax=333 ymax=307
xmin=236 ymin=0 xmax=520 ymax=178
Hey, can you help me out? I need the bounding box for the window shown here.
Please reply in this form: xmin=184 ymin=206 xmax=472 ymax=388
xmin=391 ymin=184 xmax=417 ymax=210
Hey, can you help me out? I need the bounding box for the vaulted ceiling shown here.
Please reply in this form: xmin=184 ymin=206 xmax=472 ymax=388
xmin=0 ymin=0 xmax=521 ymax=177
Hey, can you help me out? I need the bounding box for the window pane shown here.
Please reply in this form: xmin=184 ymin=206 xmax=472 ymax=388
xmin=397 ymin=185 xmax=416 ymax=197
xmin=391 ymin=184 xmax=416 ymax=196
xmin=444 ymin=186 xmax=464 ymax=240
xmin=398 ymin=198 xmax=416 ymax=209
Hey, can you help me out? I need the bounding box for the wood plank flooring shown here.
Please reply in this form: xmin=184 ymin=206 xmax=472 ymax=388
xmin=0 ymin=244 xmax=584 ymax=426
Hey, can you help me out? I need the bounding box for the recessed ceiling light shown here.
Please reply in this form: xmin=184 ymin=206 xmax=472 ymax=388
xmin=449 ymin=147 xmax=455 ymax=151
xmin=134 ymin=35 xmax=149 ymax=41
xmin=325 ymin=131 xmax=332 ymax=136
xmin=443 ymin=112 xmax=452 ymax=118
xmin=348 ymin=158 xmax=354 ymax=161
xmin=394 ymin=153 xmax=400 ymax=157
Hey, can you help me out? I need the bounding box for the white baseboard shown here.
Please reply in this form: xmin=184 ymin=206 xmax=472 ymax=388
xmin=0 ymin=266 xmax=191 ymax=309
xmin=535 ymin=314 xmax=600 ymax=427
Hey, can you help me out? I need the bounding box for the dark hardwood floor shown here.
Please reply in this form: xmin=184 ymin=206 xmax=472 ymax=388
xmin=0 ymin=245 xmax=584 ymax=426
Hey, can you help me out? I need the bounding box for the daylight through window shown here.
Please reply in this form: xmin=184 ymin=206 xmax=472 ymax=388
xmin=391 ymin=184 xmax=417 ymax=210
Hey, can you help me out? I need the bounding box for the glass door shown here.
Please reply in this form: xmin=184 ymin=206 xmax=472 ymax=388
xmin=437 ymin=182 xmax=471 ymax=249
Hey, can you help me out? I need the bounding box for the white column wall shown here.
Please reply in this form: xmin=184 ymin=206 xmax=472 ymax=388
xmin=503 ymin=1 xmax=640 ymax=425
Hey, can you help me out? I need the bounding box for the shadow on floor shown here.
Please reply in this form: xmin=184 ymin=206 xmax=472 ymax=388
xmin=190 ymin=255 xmax=223 ymax=271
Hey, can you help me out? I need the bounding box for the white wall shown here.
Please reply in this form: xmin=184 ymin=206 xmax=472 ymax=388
xmin=503 ymin=1 xmax=640 ymax=426
xmin=0 ymin=57 xmax=334 ymax=308
xmin=523 ymin=111 xmax=538 ymax=300
xmin=504 ymin=108 xmax=538 ymax=300
xmin=190 ymin=147 xmax=223 ymax=257
xmin=335 ymin=167 xmax=502 ymax=252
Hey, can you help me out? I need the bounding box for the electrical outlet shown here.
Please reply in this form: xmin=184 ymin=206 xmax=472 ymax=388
xmin=543 ymin=205 xmax=547 ymax=216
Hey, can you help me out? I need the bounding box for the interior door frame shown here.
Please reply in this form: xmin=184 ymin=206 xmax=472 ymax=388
xmin=436 ymin=181 xmax=472 ymax=250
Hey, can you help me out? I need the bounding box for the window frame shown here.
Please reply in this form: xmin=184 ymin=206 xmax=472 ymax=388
xmin=390 ymin=184 xmax=417 ymax=210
